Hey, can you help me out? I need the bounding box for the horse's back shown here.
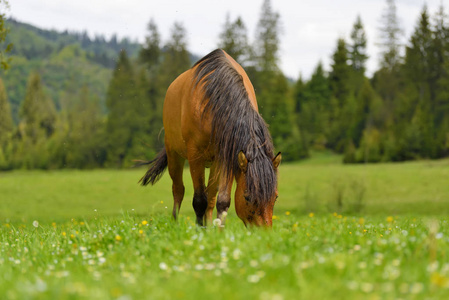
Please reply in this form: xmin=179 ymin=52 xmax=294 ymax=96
xmin=222 ymin=52 xmax=258 ymax=111
xmin=163 ymin=69 xmax=193 ymax=158
xmin=163 ymin=49 xmax=257 ymax=160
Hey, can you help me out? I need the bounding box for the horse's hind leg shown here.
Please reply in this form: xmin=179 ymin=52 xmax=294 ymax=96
xmin=167 ymin=150 xmax=185 ymax=220
xmin=188 ymin=157 xmax=207 ymax=226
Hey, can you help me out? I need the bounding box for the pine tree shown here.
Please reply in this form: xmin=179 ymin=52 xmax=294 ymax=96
xmin=218 ymin=15 xmax=250 ymax=64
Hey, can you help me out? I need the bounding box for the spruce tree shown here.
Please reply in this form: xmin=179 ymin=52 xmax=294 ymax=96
xmin=0 ymin=77 xmax=12 ymax=169
xmin=254 ymin=0 xmax=281 ymax=73
xmin=66 ymin=86 xmax=105 ymax=168
xmin=139 ymin=19 xmax=160 ymax=70
xmin=105 ymin=50 xmax=136 ymax=167
xmin=378 ymin=0 xmax=403 ymax=71
xmin=159 ymin=22 xmax=191 ymax=88
xmin=404 ymin=6 xmax=432 ymax=106
xmin=218 ymin=15 xmax=250 ymax=64
xmin=349 ymin=15 xmax=368 ymax=75
xmin=19 ymin=72 xmax=56 ymax=143
xmin=0 ymin=77 xmax=12 ymax=145
xmin=329 ymin=38 xmax=352 ymax=103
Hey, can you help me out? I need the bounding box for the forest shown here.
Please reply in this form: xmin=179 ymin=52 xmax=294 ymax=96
xmin=0 ymin=0 xmax=449 ymax=170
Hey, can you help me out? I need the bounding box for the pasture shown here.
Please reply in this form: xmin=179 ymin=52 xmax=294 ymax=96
xmin=1 ymin=155 xmax=449 ymax=299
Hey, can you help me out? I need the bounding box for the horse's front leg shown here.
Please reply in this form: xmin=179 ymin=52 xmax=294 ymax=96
xmin=216 ymin=174 xmax=233 ymax=225
xmin=188 ymin=157 xmax=207 ymax=226
xmin=205 ymin=163 xmax=219 ymax=225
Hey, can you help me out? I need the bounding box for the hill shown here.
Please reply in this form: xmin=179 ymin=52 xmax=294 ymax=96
xmin=1 ymin=18 xmax=141 ymax=122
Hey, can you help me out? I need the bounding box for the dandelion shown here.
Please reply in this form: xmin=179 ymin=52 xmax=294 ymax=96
xmin=62 ymin=232 xmax=67 ymax=237
xmin=308 ymin=212 xmax=314 ymax=218
xmin=247 ymin=274 xmax=260 ymax=283
xmin=70 ymin=234 xmax=75 ymax=239
xmin=80 ymin=222 xmax=85 ymax=226
xmin=51 ymin=222 xmax=56 ymax=227
xmin=272 ymin=215 xmax=278 ymax=220
xmin=361 ymin=282 xmax=374 ymax=293
xmin=142 ymin=220 xmax=148 ymax=225
xmin=285 ymin=211 xmax=290 ymax=216
xmin=115 ymin=235 xmax=122 ymax=241
xmin=139 ymin=230 xmax=143 ymax=234
xmin=160 ymin=201 xmax=163 ymax=204
xmin=232 ymin=249 xmax=242 ymax=260
xmin=386 ymin=216 xmax=394 ymax=223
xmin=32 ymin=221 xmax=39 ymax=228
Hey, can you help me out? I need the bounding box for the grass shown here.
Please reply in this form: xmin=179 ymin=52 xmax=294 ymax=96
xmin=1 ymin=155 xmax=449 ymax=299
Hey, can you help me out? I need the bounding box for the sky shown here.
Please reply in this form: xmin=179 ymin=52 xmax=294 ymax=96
xmin=8 ymin=0 xmax=446 ymax=80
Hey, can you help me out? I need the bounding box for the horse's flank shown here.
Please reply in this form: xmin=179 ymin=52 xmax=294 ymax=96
xmin=192 ymin=49 xmax=277 ymax=205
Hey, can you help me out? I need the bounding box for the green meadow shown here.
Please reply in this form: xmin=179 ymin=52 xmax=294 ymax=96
xmin=1 ymin=155 xmax=449 ymax=299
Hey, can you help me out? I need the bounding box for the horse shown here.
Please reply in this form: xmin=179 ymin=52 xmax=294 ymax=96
xmin=140 ymin=49 xmax=281 ymax=227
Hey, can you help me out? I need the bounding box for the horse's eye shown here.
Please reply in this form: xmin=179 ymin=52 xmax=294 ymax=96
xmin=244 ymin=196 xmax=250 ymax=202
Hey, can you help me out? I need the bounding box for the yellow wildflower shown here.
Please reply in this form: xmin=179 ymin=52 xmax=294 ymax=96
xmin=142 ymin=220 xmax=148 ymax=225
xmin=308 ymin=212 xmax=314 ymax=218
xmin=115 ymin=235 xmax=122 ymax=241
xmin=272 ymin=215 xmax=278 ymax=220
xmin=62 ymin=232 xmax=66 ymax=236
xmin=386 ymin=216 xmax=394 ymax=223
xmin=285 ymin=211 xmax=291 ymax=216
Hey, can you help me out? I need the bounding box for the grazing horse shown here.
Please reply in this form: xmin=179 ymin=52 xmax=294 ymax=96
xmin=140 ymin=49 xmax=281 ymax=227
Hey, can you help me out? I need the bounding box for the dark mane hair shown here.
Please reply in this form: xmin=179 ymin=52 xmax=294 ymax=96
xmin=193 ymin=49 xmax=276 ymax=204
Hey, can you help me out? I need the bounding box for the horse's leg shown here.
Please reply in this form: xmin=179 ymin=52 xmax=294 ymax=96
xmin=188 ymin=157 xmax=207 ymax=226
xmin=205 ymin=163 xmax=219 ymax=225
xmin=216 ymin=174 xmax=233 ymax=225
xmin=167 ymin=151 xmax=185 ymax=220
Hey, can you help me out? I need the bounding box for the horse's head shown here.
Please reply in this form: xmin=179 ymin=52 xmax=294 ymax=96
xmin=234 ymin=151 xmax=282 ymax=227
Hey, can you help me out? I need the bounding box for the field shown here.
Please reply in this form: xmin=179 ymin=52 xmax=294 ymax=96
xmin=1 ymin=155 xmax=449 ymax=299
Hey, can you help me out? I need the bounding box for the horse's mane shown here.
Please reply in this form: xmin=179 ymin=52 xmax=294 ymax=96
xmin=193 ymin=49 xmax=276 ymax=205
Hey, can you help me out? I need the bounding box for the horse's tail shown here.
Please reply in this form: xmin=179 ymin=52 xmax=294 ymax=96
xmin=138 ymin=148 xmax=168 ymax=186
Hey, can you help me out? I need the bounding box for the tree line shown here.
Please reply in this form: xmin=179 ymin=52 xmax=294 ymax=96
xmin=1 ymin=0 xmax=449 ymax=170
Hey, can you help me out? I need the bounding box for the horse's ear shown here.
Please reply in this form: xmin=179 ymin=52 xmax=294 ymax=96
xmin=238 ymin=151 xmax=248 ymax=173
xmin=272 ymin=152 xmax=282 ymax=169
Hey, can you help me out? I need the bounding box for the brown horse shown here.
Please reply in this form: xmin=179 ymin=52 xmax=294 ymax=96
xmin=140 ymin=49 xmax=281 ymax=227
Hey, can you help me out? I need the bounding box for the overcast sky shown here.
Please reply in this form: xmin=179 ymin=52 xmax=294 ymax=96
xmin=8 ymin=0 xmax=446 ymax=79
